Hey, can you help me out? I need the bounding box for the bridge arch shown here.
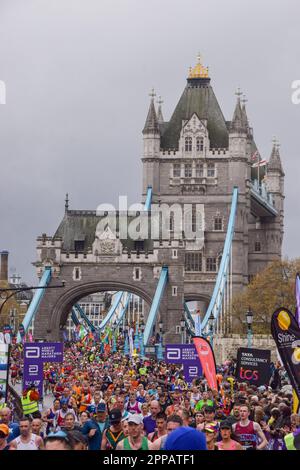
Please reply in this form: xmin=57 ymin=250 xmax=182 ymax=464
xmin=46 ymin=280 xmax=158 ymax=340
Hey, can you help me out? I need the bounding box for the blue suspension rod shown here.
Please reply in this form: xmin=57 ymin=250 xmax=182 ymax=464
xmin=71 ymin=308 xmax=80 ymax=326
xmin=144 ymin=186 xmax=153 ymax=211
xmin=114 ymin=293 xmax=131 ymax=330
xmin=99 ymin=291 xmax=123 ymax=331
xmin=74 ymin=303 xmax=96 ymax=332
xmin=143 ymin=266 xmax=168 ymax=346
xmin=201 ymin=187 xmax=239 ymax=330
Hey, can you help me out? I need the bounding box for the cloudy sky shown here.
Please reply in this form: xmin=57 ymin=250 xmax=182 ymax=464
xmin=0 ymin=0 xmax=299 ymax=283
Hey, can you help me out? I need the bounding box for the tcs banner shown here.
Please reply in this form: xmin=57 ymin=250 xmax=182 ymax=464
xmin=236 ymin=348 xmax=271 ymax=386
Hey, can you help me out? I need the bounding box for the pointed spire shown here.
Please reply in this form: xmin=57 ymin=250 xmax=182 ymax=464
xmin=241 ymin=94 xmax=249 ymax=130
xmin=142 ymin=88 xmax=160 ymax=135
xmin=268 ymin=138 xmax=283 ymax=173
xmin=65 ymin=193 xmax=69 ymax=213
xmin=230 ymin=88 xmax=247 ymax=133
xmin=157 ymin=96 xmax=164 ymax=124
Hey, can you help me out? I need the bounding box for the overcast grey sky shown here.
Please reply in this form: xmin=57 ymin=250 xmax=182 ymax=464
xmin=0 ymin=0 xmax=299 ymax=283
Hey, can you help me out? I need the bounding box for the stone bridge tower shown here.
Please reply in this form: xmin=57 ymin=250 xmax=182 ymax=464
xmin=33 ymin=57 xmax=284 ymax=341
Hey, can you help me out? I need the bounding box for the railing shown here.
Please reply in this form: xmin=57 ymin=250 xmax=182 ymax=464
xmin=250 ymin=180 xmax=277 ymax=214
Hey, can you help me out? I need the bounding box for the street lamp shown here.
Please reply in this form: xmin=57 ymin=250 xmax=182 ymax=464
xmin=124 ymin=324 xmax=129 ymax=356
xmin=0 ymin=281 xmax=66 ymax=317
xmin=180 ymin=317 xmax=185 ymax=344
xmin=246 ymin=307 xmax=253 ymax=348
xmin=157 ymin=321 xmax=164 ymax=361
xmin=208 ymin=312 xmax=215 ymax=347
xmin=139 ymin=321 xmax=145 ymax=358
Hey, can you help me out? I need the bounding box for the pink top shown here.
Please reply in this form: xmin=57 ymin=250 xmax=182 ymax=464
xmin=217 ymin=440 xmax=239 ymax=451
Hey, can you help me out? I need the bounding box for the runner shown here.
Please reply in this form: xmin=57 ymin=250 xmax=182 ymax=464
xmin=0 ymin=407 xmax=20 ymax=443
xmin=101 ymin=409 xmax=124 ymax=450
xmin=0 ymin=424 xmax=10 ymax=451
xmin=204 ymin=422 xmax=219 ymax=450
xmin=148 ymin=412 xmax=167 ymax=442
xmin=10 ymin=417 xmax=44 ymax=450
xmin=217 ymin=420 xmax=243 ymax=450
xmin=116 ymin=414 xmax=154 ymax=450
xmin=232 ymin=404 xmax=268 ymax=450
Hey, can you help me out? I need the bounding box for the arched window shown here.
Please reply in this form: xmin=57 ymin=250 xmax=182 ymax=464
xmin=185 ymin=137 xmax=192 ymax=152
xmin=196 ymin=137 xmax=204 ymax=152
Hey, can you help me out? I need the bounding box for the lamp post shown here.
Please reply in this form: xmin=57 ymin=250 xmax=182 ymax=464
xmin=124 ymin=324 xmax=129 ymax=356
xmin=157 ymin=321 xmax=164 ymax=361
xmin=0 ymin=281 xmax=66 ymax=317
xmin=140 ymin=320 xmax=145 ymax=358
xmin=180 ymin=317 xmax=185 ymax=344
xmin=246 ymin=307 xmax=253 ymax=348
xmin=207 ymin=312 xmax=215 ymax=348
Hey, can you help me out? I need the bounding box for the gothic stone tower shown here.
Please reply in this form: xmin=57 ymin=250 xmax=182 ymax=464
xmin=142 ymin=57 xmax=284 ymax=314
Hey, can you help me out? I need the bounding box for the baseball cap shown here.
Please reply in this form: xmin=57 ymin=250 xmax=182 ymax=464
xmin=109 ymin=408 xmax=122 ymax=424
xmin=164 ymin=427 xmax=207 ymax=451
xmin=47 ymin=430 xmax=68 ymax=439
xmin=60 ymin=397 xmax=69 ymax=405
xmin=0 ymin=424 xmax=9 ymax=437
xmin=97 ymin=403 xmax=106 ymax=413
xmin=220 ymin=420 xmax=232 ymax=430
xmin=128 ymin=414 xmax=143 ymax=425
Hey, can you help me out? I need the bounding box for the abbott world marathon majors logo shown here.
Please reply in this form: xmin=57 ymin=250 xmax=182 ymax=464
xmin=277 ymin=310 xmax=300 ymax=366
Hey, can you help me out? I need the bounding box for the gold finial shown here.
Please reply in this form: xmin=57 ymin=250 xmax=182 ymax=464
xmin=149 ymin=88 xmax=156 ymax=100
xmin=188 ymin=54 xmax=209 ymax=79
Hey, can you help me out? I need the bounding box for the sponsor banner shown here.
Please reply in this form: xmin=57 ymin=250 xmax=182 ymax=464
xmin=24 ymin=342 xmax=63 ymax=364
xmin=193 ymin=337 xmax=218 ymax=391
xmin=0 ymin=343 xmax=9 ymax=401
xmin=165 ymin=344 xmax=202 ymax=384
xmin=165 ymin=344 xmax=201 ymax=365
xmin=23 ymin=342 xmax=63 ymax=398
xmin=183 ymin=363 xmax=202 ymax=386
xmin=236 ymin=348 xmax=271 ymax=386
xmin=271 ymin=307 xmax=300 ymax=401
xmin=23 ymin=361 xmax=44 ymax=397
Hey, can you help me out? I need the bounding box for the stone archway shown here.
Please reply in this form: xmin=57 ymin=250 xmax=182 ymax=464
xmin=51 ymin=280 xmax=155 ymax=335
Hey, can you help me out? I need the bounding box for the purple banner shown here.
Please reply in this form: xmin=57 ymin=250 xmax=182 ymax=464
xmin=165 ymin=344 xmax=202 ymax=384
xmin=24 ymin=342 xmax=63 ymax=364
xmin=23 ymin=361 xmax=44 ymax=397
xmin=23 ymin=343 xmax=63 ymax=398
xmin=165 ymin=344 xmax=201 ymax=365
xmin=183 ymin=363 xmax=202 ymax=386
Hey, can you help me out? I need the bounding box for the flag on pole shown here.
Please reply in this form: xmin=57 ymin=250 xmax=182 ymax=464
xmin=252 ymin=159 xmax=267 ymax=168
xmin=251 ymin=150 xmax=260 ymax=161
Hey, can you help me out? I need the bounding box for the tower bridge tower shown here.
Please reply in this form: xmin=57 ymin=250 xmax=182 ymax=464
xmin=32 ymin=56 xmax=284 ymax=342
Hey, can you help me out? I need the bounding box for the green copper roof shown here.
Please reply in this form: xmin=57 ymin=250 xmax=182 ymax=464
xmin=160 ymin=80 xmax=229 ymax=150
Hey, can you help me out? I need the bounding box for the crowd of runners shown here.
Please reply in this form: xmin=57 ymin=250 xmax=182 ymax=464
xmin=0 ymin=339 xmax=299 ymax=451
